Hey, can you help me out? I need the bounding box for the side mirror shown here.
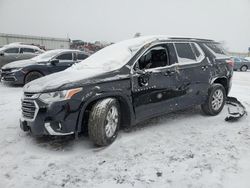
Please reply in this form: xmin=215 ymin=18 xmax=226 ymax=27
xmin=0 ymin=52 xmax=4 ymax=56
xmin=50 ymin=59 xmax=59 ymax=65
xmin=134 ymin=68 xmax=145 ymax=75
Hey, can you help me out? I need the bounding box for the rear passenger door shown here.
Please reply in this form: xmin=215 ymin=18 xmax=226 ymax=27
xmin=76 ymin=52 xmax=88 ymax=63
xmin=174 ymin=42 xmax=211 ymax=107
xmin=20 ymin=48 xmax=37 ymax=60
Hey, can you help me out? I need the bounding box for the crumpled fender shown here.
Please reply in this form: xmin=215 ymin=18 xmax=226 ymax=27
xmin=225 ymin=96 xmax=247 ymax=122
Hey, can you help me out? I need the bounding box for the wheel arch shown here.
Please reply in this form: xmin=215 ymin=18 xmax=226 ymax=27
xmin=76 ymin=92 xmax=135 ymax=134
xmin=23 ymin=70 xmax=45 ymax=84
xmin=212 ymin=76 xmax=229 ymax=95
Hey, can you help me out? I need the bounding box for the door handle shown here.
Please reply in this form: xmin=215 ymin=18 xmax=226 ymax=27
xmin=164 ymin=70 xmax=175 ymax=76
xmin=202 ymin=65 xmax=208 ymax=71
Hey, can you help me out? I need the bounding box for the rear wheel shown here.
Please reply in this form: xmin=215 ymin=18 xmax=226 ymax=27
xmin=201 ymin=84 xmax=226 ymax=116
xmin=24 ymin=71 xmax=43 ymax=84
xmin=240 ymin=65 xmax=248 ymax=72
xmin=88 ymin=98 xmax=120 ymax=146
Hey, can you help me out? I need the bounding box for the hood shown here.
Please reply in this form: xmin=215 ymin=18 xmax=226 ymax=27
xmin=23 ymin=68 xmax=110 ymax=93
xmin=2 ymin=59 xmax=38 ymax=69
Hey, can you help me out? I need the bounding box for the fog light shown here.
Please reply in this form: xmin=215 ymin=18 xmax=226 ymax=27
xmin=44 ymin=122 xmax=73 ymax=136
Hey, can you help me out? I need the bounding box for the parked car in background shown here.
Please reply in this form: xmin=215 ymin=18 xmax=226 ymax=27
xmin=20 ymin=36 xmax=233 ymax=146
xmin=1 ymin=49 xmax=88 ymax=84
xmin=232 ymin=57 xmax=250 ymax=71
xmin=244 ymin=57 xmax=250 ymax=61
xmin=0 ymin=43 xmax=44 ymax=67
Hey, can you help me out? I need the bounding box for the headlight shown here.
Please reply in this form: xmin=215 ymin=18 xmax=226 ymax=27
xmin=39 ymin=88 xmax=82 ymax=103
xmin=10 ymin=68 xmax=22 ymax=73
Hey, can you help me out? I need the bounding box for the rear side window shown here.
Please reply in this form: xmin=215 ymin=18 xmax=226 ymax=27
xmin=234 ymin=58 xmax=241 ymax=62
xmin=20 ymin=48 xmax=35 ymax=53
xmin=77 ymin=53 xmax=88 ymax=60
xmin=204 ymin=42 xmax=226 ymax=55
xmin=175 ymin=43 xmax=196 ymax=63
xmin=4 ymin=48 xmax=19 ymax=54
xmin=56 ymin=53 xmax=72 ymax=60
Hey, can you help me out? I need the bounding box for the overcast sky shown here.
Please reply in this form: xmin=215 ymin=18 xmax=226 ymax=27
xmin=0 ymin=0 xmax=249 ymax=52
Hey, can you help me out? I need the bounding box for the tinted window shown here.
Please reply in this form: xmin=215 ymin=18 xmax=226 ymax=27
xmin=191 ymin=43 xmax=201 ymax=58
xmin=166 ymin=43 xmax=178 ymax=65
xmin=204 ymin=42 xmax=226 ymax=55
xmin=175 ymin=43 xmax=196 ymax=62
xmin=56 ymin=53 xmax=72 ymax=60
xmin=21 ymin=48 xmax=35 ymax=53
xmin=137 ymin=46 xmax=169 ymax=70
xmin=5 ymin=48 xmax=19 ymax=54
xmin=234 ymin=58 xmax=241 ymax=62
xmin=77 ymin=53 xmax=88 ymax=60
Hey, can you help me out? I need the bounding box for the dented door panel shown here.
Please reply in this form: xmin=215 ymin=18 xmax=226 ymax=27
xmin=175 ymin=58 xmax=211 ymax=108
xmin=131 ymin=66 xmax=186 ymax=122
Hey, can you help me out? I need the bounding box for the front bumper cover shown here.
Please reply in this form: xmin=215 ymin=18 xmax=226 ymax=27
xmin=20 ymin=95 xmax=80 ymax=136
xmin=0 ymin=69 xmax=25 ymax=84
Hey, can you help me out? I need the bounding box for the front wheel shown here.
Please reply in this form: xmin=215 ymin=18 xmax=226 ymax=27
xmin=240 ymin=65 xmax=248 ymax=72
xmin=201 ymin=84 xmax=226 ymax=116
xmin=24 ymin=71 xmax=43 ymax=84
xmin=88 ymin=98 xmax=120 ymax=146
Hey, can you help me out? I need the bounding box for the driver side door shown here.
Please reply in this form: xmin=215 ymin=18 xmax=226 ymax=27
xmin=131 ymin=43 xmax=184 ymax=123
xmin=48 ymin=52 xmax=74 ymax=73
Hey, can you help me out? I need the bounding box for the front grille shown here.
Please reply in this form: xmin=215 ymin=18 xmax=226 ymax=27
xmin=22 ymin=100 xmax=37 ymax=120
xmin=1 ymin=69 xmax=11 ymax=76
xmin=24 ymin=92 xmax=36 ymax=98
xmin=3 ymin=76 xmax=15 ymax=81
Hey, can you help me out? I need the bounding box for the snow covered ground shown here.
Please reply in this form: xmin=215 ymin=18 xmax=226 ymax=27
xmin=0 ymin=71 xmax=249 ymax=188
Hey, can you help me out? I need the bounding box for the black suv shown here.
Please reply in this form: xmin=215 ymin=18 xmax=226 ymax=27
xmin=1 ymin=49 xmax=88 ymax=84
xmin=20 ymin=36 xmax=233 ymax=146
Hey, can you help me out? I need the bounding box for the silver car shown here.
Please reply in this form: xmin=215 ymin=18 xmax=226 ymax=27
xmin=0 ymin=43 xmax=44 ymax=67
xmin=232 ymin=57 xmax=250 ymax=71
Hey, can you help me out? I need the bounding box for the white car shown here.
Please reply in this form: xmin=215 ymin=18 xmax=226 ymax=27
xmin=0 ymin=43 xmax=44 ymax=67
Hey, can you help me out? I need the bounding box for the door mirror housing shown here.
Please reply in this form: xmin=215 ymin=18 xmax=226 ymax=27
xmin=135 ymin=68 xmax=145 ymax=75
xmin=50 ymin=59 xmax=59 ymax=65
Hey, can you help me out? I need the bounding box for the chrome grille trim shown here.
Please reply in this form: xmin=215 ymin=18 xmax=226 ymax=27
xmin=21 ymin=99 xmax=39 ymax=121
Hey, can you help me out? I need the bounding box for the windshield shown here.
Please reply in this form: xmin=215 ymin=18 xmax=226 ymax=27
xmin=32 ymin=50 xmax=60 ymax=61
xmin=0 ymin=45 xmax=9 ymax=52
xmin=70 ymin=37 xmax=158 ymax=72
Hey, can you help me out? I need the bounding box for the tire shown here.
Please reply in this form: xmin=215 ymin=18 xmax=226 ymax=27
xmin=24 ymin=71 xmax=43 ymax=84
xmin=240 ymin=65 xmax=248 ymax=72
xmin=201 ymin=84 xmax=226 ymax=116
xmin=88 ymin=98 xmax=120 ymax=146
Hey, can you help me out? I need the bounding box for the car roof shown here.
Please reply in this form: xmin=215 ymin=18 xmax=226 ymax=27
xmin=127 ymin=35 xmax=215 ymax=43
xmin=47 ymin=49 xmax=85 ymax=53
xmin=2 ymin=43 xmax=42 ymax=50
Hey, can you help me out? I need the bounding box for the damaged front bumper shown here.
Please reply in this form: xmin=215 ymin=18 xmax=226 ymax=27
xmin=20 ymin=93 xmax=80 ymax=136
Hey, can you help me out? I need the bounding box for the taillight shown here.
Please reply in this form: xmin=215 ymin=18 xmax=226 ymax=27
xmin=226 ymin=59 xmax=234 ymax=67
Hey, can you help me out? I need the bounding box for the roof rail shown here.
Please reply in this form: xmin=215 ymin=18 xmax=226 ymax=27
xmin=168 ymin=37 xmax=214 ymax=42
